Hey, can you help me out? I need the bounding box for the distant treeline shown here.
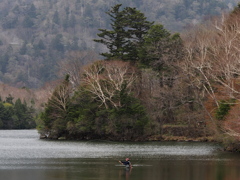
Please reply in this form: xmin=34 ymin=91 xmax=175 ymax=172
xmin=0 ymin=95 xmax=36 ymax=129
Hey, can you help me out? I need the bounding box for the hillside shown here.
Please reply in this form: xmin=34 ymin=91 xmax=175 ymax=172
xmin=0 ymin=0 xmax=238 ymax=88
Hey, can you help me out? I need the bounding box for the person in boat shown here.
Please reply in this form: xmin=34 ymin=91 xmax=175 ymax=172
xmin=119 ymin=158 xmax=132 ymax=168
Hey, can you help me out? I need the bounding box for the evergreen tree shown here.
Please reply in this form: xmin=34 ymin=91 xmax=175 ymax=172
xmin=40 ymin=75 xmax=71 ymax=138
xmin=2 ymin=16 xmax=18 ymax=29
xmin=0 ymin=96 xmax=36 ymax=130
xmin=22 ymin=16 xmax=34 ymax=28
xmin=2 ymin=102 xmax=14 ymax=129
xmin=33 ymin=39 xmax=45 ymax=56
xmin=51 ymin=34 xmax=64 ymax=52
xmin=27 ymin=4 xmax=37 ymax=19
xmin=0 ymin=103 xmax=5 ymax=128
xmin=62 ymin=15 xmax=69 ymax=29
xmin=66 ymin=88 xmax=98 ymax=139
xmin=94 ymin=4 xmax=153 ymax=61
xmin=37 ymin=39 xmax=45 ymax=50
xmin=14 ymin=98 xmax=24 ymax=129
xmin=19 ymin=41 xmax=27 ymax=55
xmin=0 ymin=53 xmax=9 ymax=73
xmin=138 ymin=24 xmax=183 ymax=70
xmin=53 ymin=11 xmax=60 ymax=25
xmin=5 ymin=94 xmax=14 ymax=104
xmin=22 ymin=100 xmax=36 ymax=129
xmin=12 ymin=5 xmax=21 ymax=15
xmin=139 ymin=24 xmax=172 ymax=67
xmin=70 ymin=37 xmax=79 ymax=50
xmin=69 ymin=14 xmax=76 ymax=28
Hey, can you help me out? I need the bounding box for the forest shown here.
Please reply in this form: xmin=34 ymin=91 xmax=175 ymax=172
xmin=0 ymin=0 xmax=237 ymax=88
xmin=36 ymin=3 xmax=240 ymax=150
xmin=0 ymin=95 xmax=35 ymax=129
xmin=1 ymin=0 xmax=240 ymax=150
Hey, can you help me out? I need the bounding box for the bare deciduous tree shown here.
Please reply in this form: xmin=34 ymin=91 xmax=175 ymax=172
xmin=82 ymin=60 xmax=136 ymax=109
xmin=58 ymin=51 xmax=98 ymax=89
xmin=182 ymin=24 xmax=220 ymax=107
xmin=182 ymin=12 xmax=240 ymax=137
xmin=48 ymin=79 xmax=71 ymax=114
xmin=209 ymin=14 xmax=240 ymax=98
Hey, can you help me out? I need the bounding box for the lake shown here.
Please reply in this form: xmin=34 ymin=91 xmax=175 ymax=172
xmin=0 ymin=130 xmax=240 ymax=180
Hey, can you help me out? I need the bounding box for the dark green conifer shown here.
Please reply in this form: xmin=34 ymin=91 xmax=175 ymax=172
xmin=19 ymin=41 xmax=27 ymax=55
xmin=94 ymin=4 xmax=153 ymax=61
xmin=53 ymin=11 xmax=60 ymax=25
xmin=22 ymin=16 xmax=34 ymax=28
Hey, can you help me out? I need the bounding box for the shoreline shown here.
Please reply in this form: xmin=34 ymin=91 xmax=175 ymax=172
xmin=39 ymin=133 xmax=240 ymax=152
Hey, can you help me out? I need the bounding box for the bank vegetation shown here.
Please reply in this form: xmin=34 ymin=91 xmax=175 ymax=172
xmin=37 ymin=5 xmax=240 ymax=151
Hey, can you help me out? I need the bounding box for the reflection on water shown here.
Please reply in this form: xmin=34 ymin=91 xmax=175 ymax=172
xmin=0 ymin=130 xmax=219 ymax=159
xmin=0 ymin=130 xmax=240 ymax=180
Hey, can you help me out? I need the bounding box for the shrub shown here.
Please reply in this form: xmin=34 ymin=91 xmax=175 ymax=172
xmin=215 ymin=99 xmax=236 ymax=120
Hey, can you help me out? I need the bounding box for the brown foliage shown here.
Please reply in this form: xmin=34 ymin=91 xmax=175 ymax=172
xmin=182 ymin=12 xmax=240 ymax=139
xmin=0 ymin=83 xmax=34 ymax=103
xmin=224 ymin=103 xmax=240 ymax=140
xmin=0 ymin=79 xmax=63 ymax=112
xmin=58 ymin=51 xmax=98 ymax=89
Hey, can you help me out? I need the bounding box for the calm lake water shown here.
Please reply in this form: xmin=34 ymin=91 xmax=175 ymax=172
xmin=0 ymin=130 xmax=240 ymax=180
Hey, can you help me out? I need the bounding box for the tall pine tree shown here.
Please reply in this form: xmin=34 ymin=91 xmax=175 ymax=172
xmin=94 ymin=4 xmax=153 ymax=62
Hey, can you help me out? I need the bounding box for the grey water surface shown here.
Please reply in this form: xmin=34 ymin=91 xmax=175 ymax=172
xmin=0 ymin=130 xmax=240 ymax=180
